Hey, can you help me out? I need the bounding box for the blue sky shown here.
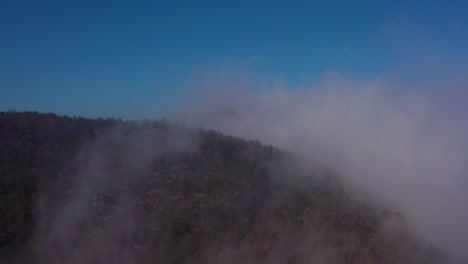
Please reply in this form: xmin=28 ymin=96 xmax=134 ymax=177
xmin=1 ymin=0 xmax=467 ymax=118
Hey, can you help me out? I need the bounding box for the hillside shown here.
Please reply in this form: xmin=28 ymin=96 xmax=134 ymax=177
xmin=0 ymin=112 xmax=450 ymax=264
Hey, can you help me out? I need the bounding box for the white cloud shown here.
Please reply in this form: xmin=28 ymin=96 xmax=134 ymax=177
xmin=171 ymin=65 xmax=468 ymax=262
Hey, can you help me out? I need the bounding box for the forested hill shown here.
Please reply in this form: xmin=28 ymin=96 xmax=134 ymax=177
xmin=0 ymin=111 xmax=450 ymax=263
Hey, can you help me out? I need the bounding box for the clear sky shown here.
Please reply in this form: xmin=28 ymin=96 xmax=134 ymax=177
xmin=1 ymin=0 xmax=467 ymax=118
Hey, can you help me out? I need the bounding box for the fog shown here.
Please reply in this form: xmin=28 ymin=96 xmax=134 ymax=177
xmin=6 ymin=65 xmax=466 ymax=263
xmin=171 ymin=66 xmax=468 ymax=262
xmin=30 ymin=126 xmax=201 ymax=263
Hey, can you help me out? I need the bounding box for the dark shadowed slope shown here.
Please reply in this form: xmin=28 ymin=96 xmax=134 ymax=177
xmin=0 ymin=112 xmax=452 ymax=263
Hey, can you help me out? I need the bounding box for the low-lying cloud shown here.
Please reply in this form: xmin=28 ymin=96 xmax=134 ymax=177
xmin=171 ymin=66 xmax=468 ymax=262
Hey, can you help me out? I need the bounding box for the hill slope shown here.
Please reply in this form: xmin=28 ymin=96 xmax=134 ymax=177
xmin=0 ymin=112 xmax=450 ymax=263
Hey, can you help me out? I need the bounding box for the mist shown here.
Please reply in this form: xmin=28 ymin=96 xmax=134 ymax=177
xmin=171 ymin=66 xmax=468 ymax=262
xmin=30 ymin=125 xmax=201 ymax=263
xmin=2 ymin=67 xmax=466 ymax=263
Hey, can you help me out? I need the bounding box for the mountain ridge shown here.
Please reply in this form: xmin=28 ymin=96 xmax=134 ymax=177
xmin=0 ymin=111 xmax=452 ymax=263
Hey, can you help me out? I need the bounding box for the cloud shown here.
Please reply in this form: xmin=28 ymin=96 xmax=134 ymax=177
xmin=170 ymin=64 xmax=468 ymax=262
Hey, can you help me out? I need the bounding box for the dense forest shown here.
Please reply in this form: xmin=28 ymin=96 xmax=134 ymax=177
xmin=0 ymin=111 xmax=451 ymax=263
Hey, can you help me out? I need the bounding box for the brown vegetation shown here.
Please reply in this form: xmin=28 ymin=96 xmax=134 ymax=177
xmin=0 ymin=112 xmax=450 ymax=263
